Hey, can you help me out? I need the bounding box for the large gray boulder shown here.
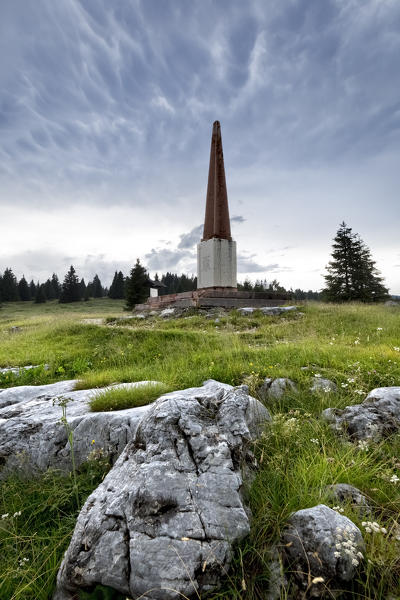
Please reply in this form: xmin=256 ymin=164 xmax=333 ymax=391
xmin=322 ymin=387 xmax=400 ymax=441
xmin=0 ymin=380 xmax=157 ymax=477
xmin=281 ymin=505 xmax=364 ymax=597
xmin=54 ymin=380 xmax=270 ymax=600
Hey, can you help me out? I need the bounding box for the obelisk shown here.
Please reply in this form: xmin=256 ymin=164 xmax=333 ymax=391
xmin=197 ymin=121 xmax=237 ymax=289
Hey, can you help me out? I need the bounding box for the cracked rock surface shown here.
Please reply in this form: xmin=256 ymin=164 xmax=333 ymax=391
xmin=0 ymin=380 xmax=156 ymax=477
xmin=281 ymin=504 xmax=364 ymax=598
xmin=322 ymin=387 xmax=400 ymax=441
xmin=54 ymin=380 xmax=270 ymax=600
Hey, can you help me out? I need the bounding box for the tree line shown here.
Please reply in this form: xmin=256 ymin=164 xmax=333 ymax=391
xmin=0 ymin=267 xmax=107 ymax=304
xmin=0 ymin=223 xmax=391 ymax=307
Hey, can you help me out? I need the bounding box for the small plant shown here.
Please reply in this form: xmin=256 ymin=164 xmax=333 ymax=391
xmin=89 ymin=382 xmax=171 ymax=412
xmin=53 ymin=396 xmax=79 ymax=508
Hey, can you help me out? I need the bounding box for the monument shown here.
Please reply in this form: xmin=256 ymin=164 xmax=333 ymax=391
xmin=197 ymin=121 xmax=237 ymax=289
xmin=135 ymin=121 xmax=288 ymax=310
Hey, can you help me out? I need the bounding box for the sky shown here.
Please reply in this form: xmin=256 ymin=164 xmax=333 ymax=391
xmin=1 ymin=0 xmax=399 ymax=293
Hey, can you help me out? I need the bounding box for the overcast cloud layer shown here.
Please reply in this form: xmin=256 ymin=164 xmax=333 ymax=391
xmin=1 ymin=0 xmax=399 ymax=291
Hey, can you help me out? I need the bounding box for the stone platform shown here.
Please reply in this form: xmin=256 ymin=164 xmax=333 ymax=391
xmin=135 ymin=288 xmax=290 ymax=311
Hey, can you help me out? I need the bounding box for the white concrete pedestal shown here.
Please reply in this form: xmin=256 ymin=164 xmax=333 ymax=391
xmin=197 ymin=238 xmax=237 ymax=288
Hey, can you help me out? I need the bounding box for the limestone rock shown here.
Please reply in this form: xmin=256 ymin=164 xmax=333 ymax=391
xmin=322 ymin=387 xmax=400 ymax=441
xmin=258 ymin=377 xmax=297 ymax=401
xmin=238 ymin=307 xmax=256 ymax=315
xmin=0 ymin=364 xmax=46 ymax=375
xmin=237 ymin=306 xmax=297 ymax=316
xmin=326 ymin=484 xmax=371 ymax=516
xmin=261 ymin=306 xmax=297 ymax=315
xmin=281 ymin=504 xmax=364 ymax=597
xmin=160 ymin=308 xmax=176 ymax=318
xmin=310 ymin=377 xmax=337 ymax=393
xmin=0 ymin=380 xmax=158 ymax=477
xmin=54 ymin=380 xmax=270 ymax=600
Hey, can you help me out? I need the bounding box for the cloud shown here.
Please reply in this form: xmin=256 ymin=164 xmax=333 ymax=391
xmin=178 ymin=224 xmax=203 ymax=249
xmin=151 ymin=95 xmax=175 ymax=114
xmin=237 ymin=257 xmax=285 ymax=274
xmin=1 ymin=1 xmax=400 ymax=293
xmin=144 ymin=248 xmax=194 ymax=272
xmin=178 ymin=217 xmax=244 ymax=250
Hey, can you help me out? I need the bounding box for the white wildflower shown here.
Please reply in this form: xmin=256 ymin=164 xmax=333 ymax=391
xmin=341 ymin=383 xmax=348 ymax=388
xmin=362 ymin=521 xmax=387 ymax=535
xmin=393 ymin=347 xmax=400 ymax=352
xmin=390 ymin=474 xmax=400 ymax=484
xmin=357 ymin=440 xmax=369 ymax=451
xmin=332 ymin=506 xmax=345 ymax=514
xmin=1 ymin=513 xmax=9 ymax=519
xmin=334 ymin=526 xmax=363 ymax=566
xmin=347 ymin=377 xmax=355 ymax=383
xmin=377 ymin=327 xmax=383 ymax=331
xmin=310 ymin=438 xmax=319 ymax=444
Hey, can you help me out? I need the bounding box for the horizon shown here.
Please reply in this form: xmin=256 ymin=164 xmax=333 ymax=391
xmin=1 ymin=1 xmax=399 ymax=294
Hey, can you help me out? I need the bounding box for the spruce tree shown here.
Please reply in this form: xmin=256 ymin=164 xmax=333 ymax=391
xmin=51 ymin=273 xmax=61 ymax=299
xmin=126 ymin=259 xmax=149 ymax=310
xmin=109 ymin=271 xmax=125 ymax=299
xmin=109 ymin=271 xmax=118 ymax=298
xmin=18 ymin=276 xmax=31 ymax=301
xmin=59 ymin=265 xmax=82 ymax=303
xmin=92 ymin=274 xmax=103 ymax=298
xmin=1 ymin=268 xmax=19 ymax=301
xmin=324 ymin=222 xmax=389 ymax=302
xmin=80 ymin=278 xmax=87 ymax=299
xmin=44 ymin=278 xmax=56 ymax=300
xmin=34 ymin=284 xmax=47 ymax=304
xmin=29 ymin=280 xmax=37 ymax=299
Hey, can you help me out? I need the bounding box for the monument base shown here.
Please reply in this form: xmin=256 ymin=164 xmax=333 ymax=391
xmin=197 ymin=238 xmax=237 ymax=288
xmin=135 ymin=288 xmax=290 ymax=311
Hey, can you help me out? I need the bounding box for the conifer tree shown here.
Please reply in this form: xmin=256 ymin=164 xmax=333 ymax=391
xmin=1 ymin=268 xmax=19 ymax=301
xmin=59 ymin=265 xmax=82 ymax=303
xmin=34 ymin=284 xmax=47 ymax=304
xmin=109 ymin=271 xmax=125 ymax=299
xmin=18 ymin=276 xmax=31 ymax=301
xmin=51 ymin=273 xmax=61 ymax=299
xmin=43 ymin=278 xmax=56 ymax=300
xmin=324 ymin=222 xmax=389 ymax=302
xmin=92 ymin=274 xmax=103 ymax=298
xmin=80 ymin=278 xmax=87 ymax=299
xmin=29 ymin=280 xmax=37 ymax=299
xmin=126 ymin=259 xmax=149 ymax=310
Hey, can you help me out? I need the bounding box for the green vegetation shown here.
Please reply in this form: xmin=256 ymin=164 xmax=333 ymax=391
xmin=324 ymin=222 xmax=389 ymax=302
xmin=89 ymin=382 xmax=171 ymax=412
xmin=0 ymin=299 xmax=400 ymax=598
xmin=0 ymin=459 xmax=111 ymax=600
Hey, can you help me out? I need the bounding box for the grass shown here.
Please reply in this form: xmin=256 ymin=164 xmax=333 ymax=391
xmin=89 ymin=382 xmax=171 ymax=411
xmin=0 ymin=298 xmax=400 ymax=598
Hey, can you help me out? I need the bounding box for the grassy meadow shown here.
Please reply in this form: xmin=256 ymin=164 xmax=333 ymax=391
xmin=0 ymin=299 xmax=399 ymax=599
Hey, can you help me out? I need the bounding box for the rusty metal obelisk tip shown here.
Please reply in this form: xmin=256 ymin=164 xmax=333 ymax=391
xmin=202 ymin=121 xmax=232 ymax=241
